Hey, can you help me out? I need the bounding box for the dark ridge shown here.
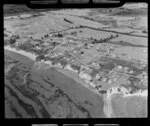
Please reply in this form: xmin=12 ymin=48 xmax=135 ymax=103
xmin=25 ymin=79 xmax=52 ymax=118
xmin=25 ymin=78 xmax=43 ymax=96
xmin=5 ymin=85 xmax=32 ymax=117
xmin=4 ymin=4 xmax=32 ymax=16
xmin=26 ymin=86 xmax=52 ymax=117
xmin=5 ymin=84 xmax=39 ymax=118
xmin=4 ymin=4 xmax=61 ymax=16
xmin=23 ymin=85 xmax=52 ymax=117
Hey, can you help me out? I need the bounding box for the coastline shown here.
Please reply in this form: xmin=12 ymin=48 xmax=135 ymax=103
xmin=4 ymin=46 xmax=101 ymax=96
xmin=4 ymin=45 xmax=37 ymax=61
xmin=4 ymin=46 xmax=147 ymax=118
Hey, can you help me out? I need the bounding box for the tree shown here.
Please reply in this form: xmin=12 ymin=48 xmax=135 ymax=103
xmin=52 ymin=42 xmax=59 ymax=47
xmin=110 ymin=35 xmax=113 ymax=38
xmin=57 ymin=33 xmax=63 ymax=37
xmin=79 ymin=30 xmax=83 ymax=33
xmin=109 ymin=9 xmax=112 ymax=12
xmin=81 ymin=51 xmax=84 ymax=54
xmin=44 ymin=34 xmax=49 ymax=38
xmin=9 ymin=38 xmax=16 ymax=45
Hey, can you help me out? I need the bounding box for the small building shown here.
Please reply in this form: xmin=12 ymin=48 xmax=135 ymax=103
xmin=54 ymin=62 xmax=63 ymax=68
xmin=101 ymin=77 xmax=107 ymax=82
xmin=95 ymin=74 xmax=101 ymax=80
xmin=73 ymin=50 xmax=77 ymax=53
xmin=129 ymin=70 xmax=133 ymax=74
xmin=64 ymin=64 xmax=73 ymax=71
xmin=44 ymin=60 xmax=52 ymax=65
xmin=113 ymin=78 xmax=117 ymax=82
xmin=124 ymin=67 xmax=128 ymax=70
xmin=88 ymin=81 xmax=96 ymax=88
xmin=117 ymin=65 xmax=122 ymax=69
xmin=108 ymin=79 xmax=112 ymax=84
xmin=79 ymin=71 xmax=92 ymax=81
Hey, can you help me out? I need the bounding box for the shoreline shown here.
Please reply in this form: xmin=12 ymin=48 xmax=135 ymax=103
xmin=4 ymin=45 xmax=37 ymax=61
xmin=4 ymin=45 xmax=101 ymax=96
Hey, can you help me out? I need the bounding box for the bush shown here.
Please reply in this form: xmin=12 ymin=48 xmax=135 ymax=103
xmin=9 ymin=38 xmax=16 ymax=45
xmin=70 ymin=31 xmax=77 ymax=35
xmin=44 ymin=34 xmax=49 ymax=38
xmin=58 ymin=33 xmax=63 ymax=37
xmin=52 ymin=42 xmax=59 ymax=47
